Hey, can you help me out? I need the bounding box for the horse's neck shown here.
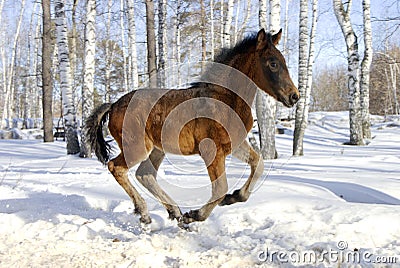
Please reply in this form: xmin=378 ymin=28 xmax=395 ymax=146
xmin=229 ymin=54 xmax=258 ymax=107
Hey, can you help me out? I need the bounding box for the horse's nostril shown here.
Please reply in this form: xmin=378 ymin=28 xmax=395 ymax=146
xmin=290 ymin=93 xmax=299 ymax=103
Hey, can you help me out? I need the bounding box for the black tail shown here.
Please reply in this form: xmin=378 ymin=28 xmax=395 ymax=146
xmin=84 ymin=103 xmax=112 ymax=165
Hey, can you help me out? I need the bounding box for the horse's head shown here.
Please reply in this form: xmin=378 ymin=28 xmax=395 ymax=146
xmin=253 ymin=29 xmax=299 ymax=107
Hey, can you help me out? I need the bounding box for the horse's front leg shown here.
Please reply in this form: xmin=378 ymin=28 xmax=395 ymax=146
xmin=219 ymin=140 xmax=264 ymax=206
xmin=182 ymin=150 xmax=228 ymax=224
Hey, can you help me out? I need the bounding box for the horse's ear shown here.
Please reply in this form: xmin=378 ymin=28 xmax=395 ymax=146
xmin=272 ymin=29 xmax=282 ymax=46
xmin=256 ymin=28 xmax=268 ymax=50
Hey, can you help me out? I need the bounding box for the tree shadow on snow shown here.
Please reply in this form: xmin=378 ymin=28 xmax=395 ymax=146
xmin=0 ymin=191 xmax=145 ymax=239
xmin=272 ymin=175 xmax=400 ymax=205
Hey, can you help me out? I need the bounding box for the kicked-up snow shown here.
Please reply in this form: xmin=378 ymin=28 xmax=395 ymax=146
xmin=0 ymin=112 xmax=399 ymax=267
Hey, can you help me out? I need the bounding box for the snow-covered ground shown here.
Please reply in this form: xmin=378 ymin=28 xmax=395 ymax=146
xmin=1 ymin=112 xmax=399 ymax=267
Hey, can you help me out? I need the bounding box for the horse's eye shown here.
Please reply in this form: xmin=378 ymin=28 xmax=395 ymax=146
xmin=268 ymin=61 xmax=279 ymax=71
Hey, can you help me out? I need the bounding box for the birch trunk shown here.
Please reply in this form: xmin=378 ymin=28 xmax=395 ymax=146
xmin=1 ymin=0 xmax=25 ymax=129
xmin=237 ymin=0 xmax=251 ymax=41
xmin=233 ymin=0 xmax=241 ymax=45
xmin=222 ymin=0 xmax=234 ymax=48
xmin=333 ymin=0 xmax=364 ymax=145
xmin=255 ymin=0 xmax=278 ymax=159
xmin=55 ymin=0 xmax=80 ymax=154
xmin=283 ymin=0 xmax=290 ymax=59
xmin=158 ymin=0 xmax=167 ymax=86
xmin=293 ymin=0 xmax=318 ymax=156
xmin=80 ymin=0 xmax=96 ymax=158
xmin=104 ymin=0 xmax=113 ymax=102
xmin=42 ymin=0 xmax=54 ymax=141
xmin=70 ymin=0 xmax=78 ymax=105
xmin=174 ymin=0 xmax=182 ymax=86
xmin=200 ymin=0 xmax=207 ymax=71
xmin=24 ymin=1 xmax=39 ymax=129
xmin=220 ymin=0 xmax=224 ymax=46
xmin=33 ymin=11 xmax=42 ymax=127
xmin=145 ymin=0 xmax=157 ymax=88
xmin=120 ymin=0 xmax=128 ymax=91
xmin=360 ymin=0 xmax=372 ymax=139
xmin=126 ymin=0 xmax=139 ymax=89
xmin=0 ymin=0 xmax=5 ymax=127
xmin=210 ymin=0 xmax=215 ymax=60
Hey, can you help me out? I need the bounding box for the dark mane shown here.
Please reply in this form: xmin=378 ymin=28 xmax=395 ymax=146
xmin=191 ymin=32 xmax=272 ymax=88
xmin=213 ymin=32 xmax=270 ymax=64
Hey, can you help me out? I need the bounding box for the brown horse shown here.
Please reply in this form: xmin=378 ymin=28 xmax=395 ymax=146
xmin=85 ymin=29 xmax=299 ymax=229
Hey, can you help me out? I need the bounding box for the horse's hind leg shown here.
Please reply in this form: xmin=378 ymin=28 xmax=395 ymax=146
xmin=135 ymin=148 xmax=183 ymax=221
xmin=108 ymin=153 xmax=151 ymax=224
xmin=219 ymin=140 xmax=264 ymax=206
xmin=182 ymin=151 xmax=228 ymax=224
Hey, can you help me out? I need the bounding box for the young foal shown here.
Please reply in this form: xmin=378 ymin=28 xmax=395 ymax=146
xmin=85 ymin=29 xmax=299 ymax=228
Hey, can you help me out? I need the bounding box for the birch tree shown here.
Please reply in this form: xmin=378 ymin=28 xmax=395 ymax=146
xmin=120 ymin=0 xmax=128 ymax=91
xmin=80 ymin=0 xmax=97 ymax=158
xmin=23 ymin=1 xmax=40 ymax=129
xmin=200 ymin=0 xmax=207 ymax=71
xmin=145 ymin=0 xmax=157 ymax=88
xmin=126 ymin=0 xmax=139 ymax=90
xmin=210 ymin=0 xmax=215 ymax=60
xmin=42 ymin=0 xmax=54 ymax=141
xmin=219 ymin=0 xmax=224 ymax=46
xmin=55 ymin=0 xmax=80 ymax=154
xmin=333 ymin=0 xmax=364 ymax=145
xmin=173 ymin=0 xmax=182 ymax=86
xmin=293 ymin=0 xmax=318 ymax=156
xmin=255 ymin=0 xmax=279 ymax=159
xmin=222 ymin=0 xmax=234 ymax=48
xmin=158 ymin=0 xmax=167 ymax=86
xmin=1 ymin=0 xmax=25 ymax=129
xmin=360 ymin=0 xmax=372 ymax=139
xmin=104 ymin=0 xmax=113 ymax=102
xmin=70 ymin=0 xmax=78 ymax=103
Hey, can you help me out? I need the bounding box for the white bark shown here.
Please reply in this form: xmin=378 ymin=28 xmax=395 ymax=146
xmin=1 ymin=0 xmax=25 ymax=129
xmin=33 ymin=11 xmax=42 ymax=125
xmin=333 ymin=0 xmax=364 ymax=145
xmin=104 ymin=0 xmax=113 ymax=102
xmin=360 ymin=0 xmax=372 ymax=139
xmin=158 ymin=0 xmax=167 ymax=86
xmin=283 ymin=0 xmax=290 ymax=59
xmin=220 ymin=0 xmax=224 ymax=46
xmin=255 ymin=0 xmax=279 ymax=159
xmin=81 ymin=0 xmax=97 ymax=157
xmin=70 ymin=0 xmax=78 ymax=105
xmin=126 ymin=0 xmax=139 ymax=89
xmin=222 ymin=0 xmax=233 ymax=47
xmin=237 ymin=0 xmax=251 ymax=41
xmin=293 ymin=0 xmax=317 ymax=156
xmin=174 ymin=0 xmax=182 ymax=86
xmin=269 ymin=0 xmax=280 ymax=34
xmin=210 ymin=0 xmax=215 ymax=60
xmin=120 ymin=0 xmax=128 ymax=92
xmin=24 ymin=1 xmax=39 ymax=128
xmin=259 ymin=0 xmax=267 ymax=29
xmin=233 ymin=0 xmax=241 ymax=45
xmin=55 ymin=0 xmax=80 ymax=154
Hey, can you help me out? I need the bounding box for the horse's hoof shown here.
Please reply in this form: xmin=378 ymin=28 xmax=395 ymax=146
xmin=219 ymin=194 xmax=236 ymax=206
xmin=219 ymin=189 xmax=244 ymax=206
xmin=177 ymin=219 xmax=191 ymax=231
xmin=167 ymin=209 xmax=182 ymax=221
xmin=139 ymin=215 xmax=152 ymax=225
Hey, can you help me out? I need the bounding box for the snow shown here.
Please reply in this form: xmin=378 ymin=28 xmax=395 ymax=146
xmin=1 ymin=112 xmax=400 ymax=267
